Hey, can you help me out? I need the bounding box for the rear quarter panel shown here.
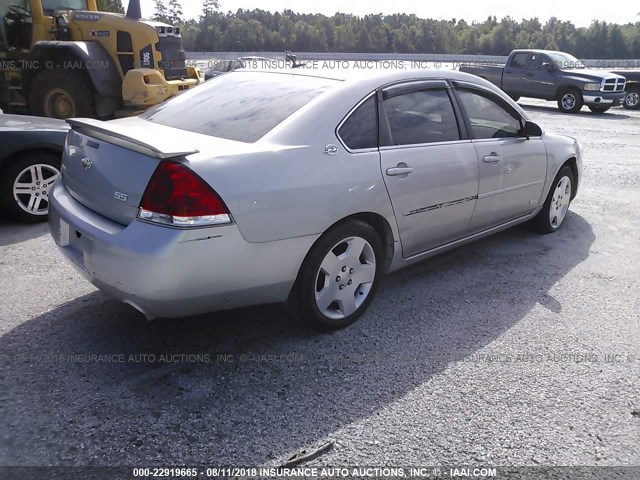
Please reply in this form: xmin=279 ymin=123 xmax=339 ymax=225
xmin=188 ymin=84 xmax=397 ymax=244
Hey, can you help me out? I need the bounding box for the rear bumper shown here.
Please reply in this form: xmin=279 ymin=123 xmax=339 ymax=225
xmin=49 ymin=180 xmax=316 ymax=319
xmin=583 ymin=91 xmax=625 ymax=106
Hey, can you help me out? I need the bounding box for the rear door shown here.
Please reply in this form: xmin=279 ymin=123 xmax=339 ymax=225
xmin=378 ymin=81 xmax=479 ymax=258
xmin=452 ymin=83 xmax=547 ymax=231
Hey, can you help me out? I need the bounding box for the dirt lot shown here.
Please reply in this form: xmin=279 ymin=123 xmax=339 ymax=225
xmin=0 ymin=99 xmax=639 ymax=472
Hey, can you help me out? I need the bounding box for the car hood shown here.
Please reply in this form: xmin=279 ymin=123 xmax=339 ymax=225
xmin=0 ymin=114 xmax=69 ymax=132
xmin=560 ymin=69 xmax=625 ymax=82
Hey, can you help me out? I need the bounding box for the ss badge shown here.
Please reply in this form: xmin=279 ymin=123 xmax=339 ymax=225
xmin=114 ymin=191 xmax=128 ymax=202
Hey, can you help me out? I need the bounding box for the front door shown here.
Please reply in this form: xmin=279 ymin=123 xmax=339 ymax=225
xmin=453 ymin=84 xmax=548 ymax=231
xmin=378 ymin=82 xmax=479 ymax=258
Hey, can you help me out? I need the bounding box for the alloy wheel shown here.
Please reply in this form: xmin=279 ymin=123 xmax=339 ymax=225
xmin=13 ymin=164 xmax=60 ymax=216
xmin=549 ymin=176 xmax=572 ymax=229
xmin=314 ymin=236 xmax=376 ymax=319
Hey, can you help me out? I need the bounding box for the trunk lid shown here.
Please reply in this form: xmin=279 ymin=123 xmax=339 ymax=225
xmin=64 ymin=118 xmax=204 ymax=226
xmin=62 ymin=117 xmax=261 ymax=225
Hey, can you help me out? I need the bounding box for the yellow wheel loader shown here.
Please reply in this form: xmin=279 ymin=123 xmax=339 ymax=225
xmin=0 ymin=0 xmax=201 ymax=119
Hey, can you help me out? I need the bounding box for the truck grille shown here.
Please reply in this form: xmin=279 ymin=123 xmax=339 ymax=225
xmin=601 ymin=78 xmax=625 ymax=92
xmin=156 ymin=36 xmax=188 ymax=81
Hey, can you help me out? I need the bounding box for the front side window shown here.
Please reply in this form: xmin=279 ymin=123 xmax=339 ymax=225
xmin=338 ymin=95 xmax=377 ymax=150
xmin=456 ymin=89 xmax=522 ymax=139
xmin=510 ymin=53 xmax=529 ymax=69
xmin=383 ymin=89 xmax=460 ymax=146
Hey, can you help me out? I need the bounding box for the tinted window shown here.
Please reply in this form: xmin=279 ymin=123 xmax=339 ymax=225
xmin=383 ymin=89 xmax=460 ymax=146
xmin=511 ymin=53 xmax=528 ymax=69
xmin=141 ymin=72 xmax=337 ymax=143
xmin=528 ymin=53 xmax=550 ymax=70
xmin=456 ymin=89 xmax=522 ymax=139
xmin=338 ymin=96 xmax=377 ymax=150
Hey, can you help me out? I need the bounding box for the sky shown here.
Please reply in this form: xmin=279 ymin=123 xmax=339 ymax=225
xmin=137 ymin=0 xmax=638 ymax=27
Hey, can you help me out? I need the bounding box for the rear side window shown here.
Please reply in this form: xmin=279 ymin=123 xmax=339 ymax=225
xmin=338 ymin=96 xmax=378 ymax=150
xmin=383 ymin=89 xmax=460 ymax=146
xmin=141 ymin=72 xmax=338 ymax=143
xmin=456 ymin=89 xmax=522 ymax=139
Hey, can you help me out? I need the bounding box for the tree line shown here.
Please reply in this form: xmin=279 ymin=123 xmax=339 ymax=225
xmin=99 ymin=1 xmax=640 ymax=58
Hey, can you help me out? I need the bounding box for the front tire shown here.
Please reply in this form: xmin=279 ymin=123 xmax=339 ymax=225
xmin=557 ymin=88 xmax=583 ymax=114
xmin=28 ymin=70 xmax=96 ymax=119
xmin=588 ymin=105 xmax=610 ymax=113
xmin=0 ymin=152 xmax=61 ymax=223
xmin=288 ymin=220 xmax=384 ymax=331
xmin=622 ymin=86 xmax=640 ymax=110
xmin=527 ymin=166 xmax=574 ymax=234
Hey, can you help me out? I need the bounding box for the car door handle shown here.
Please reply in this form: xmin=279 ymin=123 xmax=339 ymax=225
xmin=386 ymin=165 xmax=414 ymax=176
xmin=483 ymin=154 xmax=502 ymax=164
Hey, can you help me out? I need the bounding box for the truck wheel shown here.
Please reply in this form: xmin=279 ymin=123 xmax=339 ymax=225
xmin=623 ymin=86 xmax=640 ymax=110
xmin=28 ymin=70 xmax=96 ymax=119
xmin=588 ymin=105 xmax=610 ymax=114
xmin=557 ymin=88 xmax=583 ymax=114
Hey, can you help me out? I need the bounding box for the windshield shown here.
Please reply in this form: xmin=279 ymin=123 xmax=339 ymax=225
xmin=42 ymin=0 xmax=88 ymax=12
xmin=547 ymin=52 xmax=585 ymax=70
xmin=141 ymin=72 xmax=338 ymax=143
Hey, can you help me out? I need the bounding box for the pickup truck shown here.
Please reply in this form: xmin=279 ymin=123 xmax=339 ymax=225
xmin=460 ymin=49 xmax=627 ymax=114
xmin=608 ymin=70 xmax=640 ymax=109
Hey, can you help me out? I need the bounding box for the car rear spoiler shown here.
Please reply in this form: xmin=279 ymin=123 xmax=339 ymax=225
xmin=67 ymin=118 xmax=199 ymax=160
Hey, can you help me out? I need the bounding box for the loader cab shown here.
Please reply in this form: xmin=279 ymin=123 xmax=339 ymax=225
xmin=0 ymin=0 xmax=34 ymax=51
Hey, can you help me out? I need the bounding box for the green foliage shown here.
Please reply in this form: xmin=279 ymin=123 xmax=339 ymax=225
xmin=152 ymin=0 xmax=170 ymax=24
xmin=167 ymin=4 xmax=640 ymax=58
xmin=167 ymin=0 xmax=183 ymax=25
xmin=97 ymin=0 xmax=124 ymax=13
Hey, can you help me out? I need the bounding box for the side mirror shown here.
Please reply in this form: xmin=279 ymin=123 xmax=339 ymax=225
xmin=542 ymin=62 xmax=554 ymax=71
xmin=520 ymin=121 xmax=542 ymax=139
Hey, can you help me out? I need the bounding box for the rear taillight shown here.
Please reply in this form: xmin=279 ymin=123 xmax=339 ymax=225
xmin=138 ymin=162 xmax=231 ymax=227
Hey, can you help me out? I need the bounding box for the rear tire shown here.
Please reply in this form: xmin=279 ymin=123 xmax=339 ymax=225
xmin=622 ymin=86 xmax=640 ymax=110
xmin=288 ymin=220 xmax=384 ymax=331
xmin=527 ymin=166 xmax=574 ymax=234
xmin=0 ymin=151 xmax=61 ymax=223
xmin=588 ymin=105 xmax=610 ymax=113
xmin=557 ymin=87 xmax=583 ymax=114
xmin=28 ymin=70 xmax=96 ymax=119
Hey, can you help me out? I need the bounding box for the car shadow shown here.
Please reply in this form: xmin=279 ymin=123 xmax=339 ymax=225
xmin=0 ymin=219 xmax=50 ymax=247
xmin=0 ymin=213 xmax=595 ymax=467
xmin=519 ymin=103 xmax=631 ymax=119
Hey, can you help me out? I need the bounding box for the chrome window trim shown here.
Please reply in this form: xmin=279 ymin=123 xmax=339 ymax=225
xmin=379 ymin=139 xmax=473 ymax=152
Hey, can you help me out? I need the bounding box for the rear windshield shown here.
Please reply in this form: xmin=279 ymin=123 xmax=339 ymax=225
xmin=141 ymin=72 xmax=338 ymax=143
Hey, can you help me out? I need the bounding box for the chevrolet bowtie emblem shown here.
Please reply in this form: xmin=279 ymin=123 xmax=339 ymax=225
xmin=81 ymin=158 xmax=93 ymax=170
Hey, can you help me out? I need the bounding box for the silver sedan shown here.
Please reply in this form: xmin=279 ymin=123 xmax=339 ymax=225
xmin=49 ymin=69 xmax=582 ymax=331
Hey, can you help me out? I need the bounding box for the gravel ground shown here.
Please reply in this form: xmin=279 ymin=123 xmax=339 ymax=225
xmin=0 ymin=99 xmax=639 ymax=472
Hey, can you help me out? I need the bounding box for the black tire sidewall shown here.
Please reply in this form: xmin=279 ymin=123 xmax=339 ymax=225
xmin=534 ymin=166 xmax=575 ymax=233
xmin=292 ymin=220 xmax=384 ymax=331
xmin=623 ymin=87 xmax=640 ymax=110
xmin=28 ymin=70 xmax=96 ymax=119
xmin=557 ymin=88 xmax=583 ymax=114
xmin=0 ymin=152 xmax=61 ymax=223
